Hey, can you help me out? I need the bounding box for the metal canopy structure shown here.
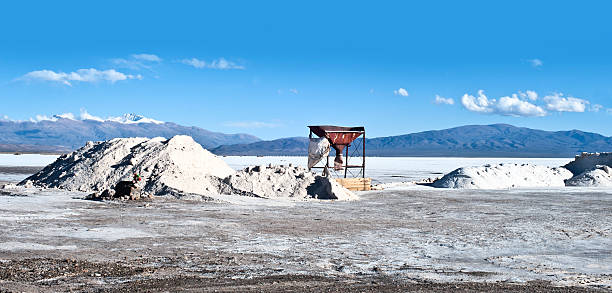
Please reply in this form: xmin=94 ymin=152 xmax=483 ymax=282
xmin=308 ymin=125 xmax=365 ymax=178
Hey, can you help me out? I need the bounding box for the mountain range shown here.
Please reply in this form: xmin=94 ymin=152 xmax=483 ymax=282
xmin=2 ymin=118 xmax=612 ymax=157
xmin=0 ymin=114 xmax=260 ymax=153
xmin=212 ymin=124 xmax=612 ymax=157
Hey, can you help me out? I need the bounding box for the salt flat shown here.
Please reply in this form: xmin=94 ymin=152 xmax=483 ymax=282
xmin=0 ymin=155 xmax=609 ymax=291
xmin=1 ymin=155 xmax=573 ymax=184
xmin=223 ymin=156 xmax=574 ymax=183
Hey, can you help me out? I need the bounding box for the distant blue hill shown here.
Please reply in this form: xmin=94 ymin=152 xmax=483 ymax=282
xmin=212 ymin=124 xmax=612 ymax=157
xmin=0 ymin=115 xmax=260 ymax=153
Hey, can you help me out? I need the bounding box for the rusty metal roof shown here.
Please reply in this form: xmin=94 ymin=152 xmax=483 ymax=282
xmin=308 ymin=125 xmax=365 ymax=146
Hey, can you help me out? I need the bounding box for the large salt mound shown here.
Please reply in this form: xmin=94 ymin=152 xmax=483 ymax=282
xmin=20 ymin=135 xmax=235 ymax=196
xmin=20 ymin=136 xmax=357 ymax=200
xmin=219 ymin=165 xmax=357 ymax=200
xmin=432 ymin=163 xmax=573 ymax=189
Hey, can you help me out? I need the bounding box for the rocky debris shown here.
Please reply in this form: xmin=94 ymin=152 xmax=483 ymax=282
xmin=432 ymin=163 xmax=572 ymax=189
xmin=0 ymin=258 xmax=148 ymax=283
xmin=115 ymin=181 xmax=139 ymax=198
xmin=220 ymin=164 xmax=357 ymax=200
xmin=565 ymin=165 xmax=612 ymax=187
xmin=85 ymin=183 xmax=154 ymax=201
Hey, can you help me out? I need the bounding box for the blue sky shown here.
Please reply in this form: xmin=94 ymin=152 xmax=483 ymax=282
xmin=1 ymin=1 xmax=612 ymax=139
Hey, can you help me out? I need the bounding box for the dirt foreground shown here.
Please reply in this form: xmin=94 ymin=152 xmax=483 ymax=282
xmin=0 ymin=182 xmax=611 ymax=292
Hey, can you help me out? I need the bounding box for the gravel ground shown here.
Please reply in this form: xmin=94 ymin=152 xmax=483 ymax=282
xmin=0 ymin=258 xmax=604 ymax=292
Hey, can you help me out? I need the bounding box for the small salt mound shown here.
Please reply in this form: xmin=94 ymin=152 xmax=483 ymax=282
xmin=219 ymin=165 xmax=357 ymax=200
xmin=20 ymin=135 xmax=234 ymax=196
xmin=565 ymin=165 xmax=612 ymax=187
xmin=564 ymin=152 xmax=612 ymax=175
xmin=432 ymin=163 xmax=573 ymax=189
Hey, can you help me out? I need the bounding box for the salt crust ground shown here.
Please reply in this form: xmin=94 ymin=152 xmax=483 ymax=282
xmin=433 ymin=152 xmax=612 ymax=189
xmin=17 ymin=136 xmax=356 ymax=201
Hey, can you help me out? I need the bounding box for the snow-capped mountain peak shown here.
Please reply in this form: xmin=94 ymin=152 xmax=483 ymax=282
xmin=24 ymin=111 xmax=165 ymax=124
xmin=106 ymin=113 xmax=164 ymax=124
xmin=52 ymin=113 xmax=76 ymax=120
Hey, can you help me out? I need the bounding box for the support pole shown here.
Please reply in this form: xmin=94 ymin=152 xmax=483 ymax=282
xmin=362 ymin=131 xmax=366 ymax=178
xmin=344 ymin=144 xmax=349 ymax=178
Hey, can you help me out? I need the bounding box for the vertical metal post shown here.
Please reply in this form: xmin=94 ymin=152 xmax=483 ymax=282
xmin=308 ymin=129 xmax=312 ymax=171
xmin=344 ymin=144 xmax=349 ymax=178
xmin=362 ymin=131 xmax=366 ymax=178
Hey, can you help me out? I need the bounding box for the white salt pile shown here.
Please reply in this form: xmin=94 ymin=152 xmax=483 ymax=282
xmin=562 ymin=152 xmax=612 ymax=187
xmin=20 ymin=136 xmax=234 ymax=197
xmin=565 ymin=165 xmax=612 ymax=187
xmin=20 ymin=136 xmax=356 ymax=200
xmin=220 ymin=165 xmax=357 ymax=200
xmin=563 ymin=152 xmax=612 ymax=175
xmin=431 ymin=163 xmax=572 ymax=189
xmin=433 ymin=152 xmax=612 ymax=189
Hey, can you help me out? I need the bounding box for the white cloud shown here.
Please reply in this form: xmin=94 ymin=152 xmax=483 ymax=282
xmin=131 ymin=53 xmax=161 ymax=62
xmin=23 ymin=70 xmax=72 ymax=85
xmin=21 ymin=68 xmax=141 ymax=86
xmin=55 ymin=113 xmax=75 ymax=120
xmin=180 ymin=57 xmax=245 ymax=70
xmin=529 ymin=58 xmax=543 ymax=68
xmin=112 ymin=53 xmax=162 ymax=71
xmin=289 ymin=88 xmax=299 ymax=95
xmin=496 ymin=95 xmax=547 ymax=117
xmin=461 ymin=90 xmax=494 ymax=113
xmin=542 ymin=93 xmax=588 ymax=112
xmin=461 ymin=90 xmax=546 ymax=117
xmin=30 ymin=113 xmax=75 ymax=122
xmin=79 ymin=109 xmax=104 ymax=122
xmin=224 ymin=121 xmax=280 ymax=128
xmin=434 ymin=95 xmax=454 ymax=105
xmin=1 ymin=115 xmax=8 ymax=121
xmin=519 ymin=90 xmax=538 ymax=101
xmin=181 ymin=58 xmax=206 ymax=68
xmin=32 ymin=115 xmax=54 ymax=122
xmin=394 ymin=88 xmax=409 ymax=97
xmin=591 ymin=104 xmax=603 ymax=112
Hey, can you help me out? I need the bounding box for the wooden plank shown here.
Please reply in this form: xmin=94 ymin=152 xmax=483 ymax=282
xmin=336 ymin=178 xmax=371 ymax=191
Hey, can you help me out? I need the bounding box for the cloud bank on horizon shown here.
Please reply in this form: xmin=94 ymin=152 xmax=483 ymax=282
xmin=459 ymin=90 xmax=595 ymax=117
